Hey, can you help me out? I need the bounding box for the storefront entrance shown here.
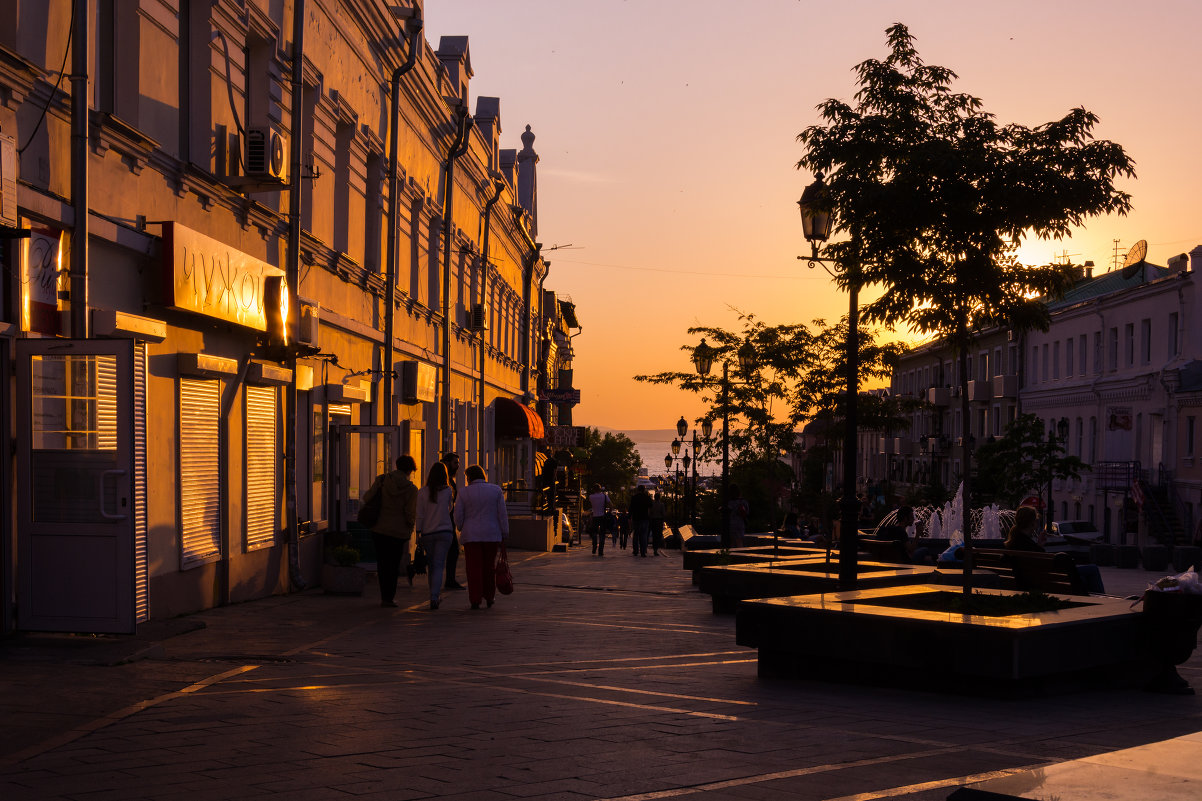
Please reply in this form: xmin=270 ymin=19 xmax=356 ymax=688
xmin=15 ymin=339 xmax=141 ymax=633
xmin=331 ymin=425 xmax=403 ymax=533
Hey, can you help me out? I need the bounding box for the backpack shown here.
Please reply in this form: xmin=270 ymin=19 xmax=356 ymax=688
xmin=358 ymin=478 xmax=384 ymax=527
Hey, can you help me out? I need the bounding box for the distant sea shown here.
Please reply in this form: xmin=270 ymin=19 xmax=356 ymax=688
xmin=594 ymin=427 xmax=717 ymax=478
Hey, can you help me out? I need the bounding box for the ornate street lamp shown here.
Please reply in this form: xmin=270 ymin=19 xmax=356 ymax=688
xmin=798 ymin=172 xmax=860 ymax=588
xmin=693 ymin=339 xmax=756 ymax=548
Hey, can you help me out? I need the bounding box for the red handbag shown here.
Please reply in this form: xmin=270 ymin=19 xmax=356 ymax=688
xmin=495 ymin=546 xmax=514 ymax=595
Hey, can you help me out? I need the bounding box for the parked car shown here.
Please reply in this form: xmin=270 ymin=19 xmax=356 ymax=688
xmin=1050 ymin=520 xmax=1103 ymax=544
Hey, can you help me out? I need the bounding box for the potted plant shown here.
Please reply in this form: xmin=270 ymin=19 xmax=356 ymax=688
xmin=322 ymin=544 xmax=368 ymax=595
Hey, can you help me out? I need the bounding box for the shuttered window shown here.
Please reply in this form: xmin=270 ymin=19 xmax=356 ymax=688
xmin=245 ymin=385 xmax=278 ymax=550
xmin=134 ymin=345 xmax=149 ymax=622
xmin=179 ymin=378 xmax=221 ymax=567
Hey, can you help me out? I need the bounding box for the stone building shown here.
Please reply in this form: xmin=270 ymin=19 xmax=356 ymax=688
xmin=878 ymin=247 xmax=1202 ymax=544
xmin=0 ymin=0 xmax=577 ymax=633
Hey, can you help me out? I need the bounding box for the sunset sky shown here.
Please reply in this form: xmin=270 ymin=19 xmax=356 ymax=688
xmin=425 ymin=1 xmax=1202 ymax=434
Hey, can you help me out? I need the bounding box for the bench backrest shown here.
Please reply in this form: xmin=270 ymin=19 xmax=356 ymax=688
xmin=858 ymin=537 xmax=910 ymax=564
xmin=970 ymin=548 xmax=1086 ymax=595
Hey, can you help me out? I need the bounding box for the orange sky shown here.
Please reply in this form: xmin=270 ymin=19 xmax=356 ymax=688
xmin=425 ymin=1 xmax=1202 ymax=432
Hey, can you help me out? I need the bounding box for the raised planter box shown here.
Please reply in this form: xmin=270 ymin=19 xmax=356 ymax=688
xmin=698 ymin=558 xmax=935 ymax=614
xmin=736 ymin=584 xmax=1150 ymax=694
xmin=507 ymin=516 xmax=557 ymax=551
xmin=683 ymin=545 xmax=829 ymax=584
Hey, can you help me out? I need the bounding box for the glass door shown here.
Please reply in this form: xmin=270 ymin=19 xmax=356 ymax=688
xmin=16 ymin=339 xmax=135 ymax=633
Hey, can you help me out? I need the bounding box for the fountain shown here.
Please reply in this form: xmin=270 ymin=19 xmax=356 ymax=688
xmin=872 ymin=483 xmax=1014 ymax=545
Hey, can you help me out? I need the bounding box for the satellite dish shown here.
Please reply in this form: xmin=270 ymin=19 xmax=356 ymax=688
xmin=1121 ymin=239 xmax=1148 ymax=279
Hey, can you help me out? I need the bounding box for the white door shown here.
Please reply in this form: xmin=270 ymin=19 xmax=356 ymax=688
xmin=16 ymin=339 xmax=136 ymax=633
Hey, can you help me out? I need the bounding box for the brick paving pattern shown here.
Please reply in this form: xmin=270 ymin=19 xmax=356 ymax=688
xmin=1 ymin=546 xmax=1198 ymax=800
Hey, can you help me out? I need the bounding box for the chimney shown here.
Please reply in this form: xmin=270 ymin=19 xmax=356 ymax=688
xmin=1083 ymin=260 xmax=1094 ymax=279
xmin=1167 ymin=253 xmax=1189 ymax=275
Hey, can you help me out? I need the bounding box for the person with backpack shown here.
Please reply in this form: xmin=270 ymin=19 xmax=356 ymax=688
xmin=362 ymin=455 xmax=418 ymax=608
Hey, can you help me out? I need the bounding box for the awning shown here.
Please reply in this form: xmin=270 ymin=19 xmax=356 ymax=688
xmin=494 ymin=397 xmax=545 ymax=440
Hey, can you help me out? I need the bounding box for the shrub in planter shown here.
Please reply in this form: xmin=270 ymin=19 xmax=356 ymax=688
xmin=322 ymin=545 xmax=367 ymax=595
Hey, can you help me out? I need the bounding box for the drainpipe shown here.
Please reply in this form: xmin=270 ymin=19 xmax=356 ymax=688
xmin=283 ymin=0 xmax=306 ymax=589
xmin=440 ymin=106 xmax=473 ymax=454
xmin=69 ymin=0 xmax=88 ymax=337
xmin=382 ymin=11 xmax=423 ymax=429
xmin=478 ymin=177 xmax=505 ymax=465
xmin=515 ymin=214 xmax=540 ymax=396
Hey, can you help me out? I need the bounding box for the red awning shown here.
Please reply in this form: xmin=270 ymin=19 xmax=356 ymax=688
xmin=494 ymin=397 xmax=545 ymax=440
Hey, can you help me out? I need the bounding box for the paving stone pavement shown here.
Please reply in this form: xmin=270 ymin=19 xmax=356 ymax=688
xmin=1 ymin=544 xmax=1199 ymax=801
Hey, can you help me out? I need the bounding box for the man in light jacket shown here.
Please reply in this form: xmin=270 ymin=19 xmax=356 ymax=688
xmin=453 ymin=464 xmax=509 ymax=610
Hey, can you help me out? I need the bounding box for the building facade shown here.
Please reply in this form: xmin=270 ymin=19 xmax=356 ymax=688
xmin=0 ymin=0 xmax=578 ymax=633
xmin=877 ymin=248 xmax=1202 ymax=544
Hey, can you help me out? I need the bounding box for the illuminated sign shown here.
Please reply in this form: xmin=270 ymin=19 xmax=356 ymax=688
xmin=162 ymin=222 xmax=285 ymax=334
xmin=21 ymin=224 xmax=67 ymax=335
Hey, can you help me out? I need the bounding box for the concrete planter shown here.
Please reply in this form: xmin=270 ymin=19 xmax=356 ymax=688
xmin=1143 ymin=545 xmax=1170 ymax=572
xmin=698 ymin=558 xmax=935 ymax=614
xmin=321 ymin=564 xmax=368 ymax=595
xmin=1115 ymin=545 xmax=1141 ymax=569
xmin=1172 ymin=546 xmax=1202 ymax=573
xmin=736 ymin=584 xmax=1150 ymax=694
xmin=1089 ymin=543 xmax=1116 ymax=567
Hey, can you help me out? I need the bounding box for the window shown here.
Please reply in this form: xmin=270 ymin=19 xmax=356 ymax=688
xmin=1108 ymin=328 xmax=1118 ymax=371
xmin=1079 ymin=334 xmax=1087 ymax=375
xmin=1042 ymin=343 xmax=1049 ymax=381
xmin=1089 ymin=417 xmax=1097 ymax=462
xmin=1075 ymin=418 xmax=1083 ymax=458
xmin=1141 ymin=318 xmax=1152 ymax=365
xmin=1030 ymin=346 xmax=1039 ymax=385
xmin=1170 ymin=313 xmax=1180 ymax=358
xmin=1124 ymin=323 xmax=1135 ymax=366
xmin=1066 ymin=338 xmax=1074 ymax=377
xmin=1189 ymin=416 xmax=1196 ymax=458
xmin=1053 ymin=341 xmax=1060 ymax=379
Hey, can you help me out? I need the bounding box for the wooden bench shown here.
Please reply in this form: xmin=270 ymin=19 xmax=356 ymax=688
xmin=858 ymin=537 xmax=911 ymax=565
xmin=969 ymin=548 xmax=1089 ymax=595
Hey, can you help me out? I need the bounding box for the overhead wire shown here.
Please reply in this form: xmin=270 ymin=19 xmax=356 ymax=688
xmin=17 ymin=0 xmax=75 ymax=155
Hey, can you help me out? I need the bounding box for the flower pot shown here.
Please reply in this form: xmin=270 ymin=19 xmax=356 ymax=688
xmin=321 ymin=563 xmax=368 ymax=595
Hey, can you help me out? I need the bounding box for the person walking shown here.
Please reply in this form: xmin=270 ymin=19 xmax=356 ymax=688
xmin=629 ymin=485 xmax=652 ymax=557
xmin=416 ymin=461 xmax=455 ymax=610
xmin=440 ymin=452 xmax=466 ymax=591
xmin=453 ymin=464 xmax=509 ymax=609
xmin=649 ymin=492 xmax=667 ymax=555
xmin=587 ymin=484 xmax=612 ymax=556
xmin=362 ymin=454 xmax=418 ymax=608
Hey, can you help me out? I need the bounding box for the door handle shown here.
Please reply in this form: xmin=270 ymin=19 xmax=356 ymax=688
xmin=99 ymin=469 xmax=129 ymax=521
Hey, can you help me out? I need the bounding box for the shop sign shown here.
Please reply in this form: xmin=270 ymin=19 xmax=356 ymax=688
xmin=21 ymin=224 xmax=67 ymax=335
xmin=546 ymin=425 xmax=585 ymax=448
xmin=1107 ymin=406 xmax=1133 ymax=431
xmin=163 ymin=222 xmax=285 ymax=334
xmin=544 ymin=388 xmax=581 ymax=404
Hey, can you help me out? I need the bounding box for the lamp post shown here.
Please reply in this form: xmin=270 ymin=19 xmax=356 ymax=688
xmin=1046 ymin=417 xmax=1069 ymax=537
xmin=692 ymin=340 xmax=755 ymax=549
xmin=797 ymin=172 xmax=860 ymax=587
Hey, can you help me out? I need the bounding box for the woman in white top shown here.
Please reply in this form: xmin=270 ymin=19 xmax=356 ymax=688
xmin=453 ymin=465 xmax=509 ymax=609
xmin=416 ymin=462 xmax=455 ymax=610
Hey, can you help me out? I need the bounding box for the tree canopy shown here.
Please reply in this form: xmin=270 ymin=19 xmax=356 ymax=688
xmin=974 ymin=414 xmax=1087 ymax=508
xmin=796 ymin=22 xmax=1134 ymax=520
xmin=573 ymin=427 xmax=642 ymax=505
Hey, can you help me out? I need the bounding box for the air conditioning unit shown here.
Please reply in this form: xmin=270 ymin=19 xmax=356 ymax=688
xmin=245 ymin=126 xmax=287 ymax=181
xmin=0 ymin=131 xmax=17 ymax=227
xmin=469 ymin=303 xmax=487 ymax=331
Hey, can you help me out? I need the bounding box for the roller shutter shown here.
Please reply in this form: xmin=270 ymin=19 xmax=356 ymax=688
xmin=133 ymin=345 xmax=148 ymax=622
xmin=180 ymin=378 xmax=221 ymax=567
xmin=245 ymin=385 xmax=278 ymax=550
